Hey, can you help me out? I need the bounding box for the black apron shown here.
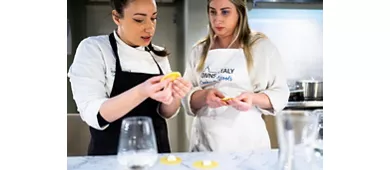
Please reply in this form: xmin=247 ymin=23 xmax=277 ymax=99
xmin=87 ymin=33 xmax=171 ymax=155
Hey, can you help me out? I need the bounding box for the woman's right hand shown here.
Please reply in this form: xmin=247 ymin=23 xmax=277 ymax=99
xmin=205 ymin=88 xmax=227 ymax=108
xmin=139 ymin=75 xmax=173 ymax=105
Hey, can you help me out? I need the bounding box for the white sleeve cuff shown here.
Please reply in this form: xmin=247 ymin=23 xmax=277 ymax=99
xmin=255 ymin=90 xmax=288 ymax=116
xmin=80 ymin=98 xmax=110 ymax=130
xmin=255 ymin=105 xmax=275 ymax=116
xmin=156 ymin=103 xmax=180 ymax=120
xmin=181 ymin=86 xmax=202 ymax=117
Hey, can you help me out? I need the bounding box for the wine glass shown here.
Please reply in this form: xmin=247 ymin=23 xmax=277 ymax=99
xmin=117 ymin=116 xmax=158 ymax=170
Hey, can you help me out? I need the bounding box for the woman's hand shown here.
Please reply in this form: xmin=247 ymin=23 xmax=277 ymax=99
xmin=139 ymin=75 xmax=173 ymax=105
xmin=172 ymin=77 xmax=192 ymax=99
xmin=205 ymin=88 xmax=228 ymax=108
xmin=227 ymin=92 xmax=254 ymax=111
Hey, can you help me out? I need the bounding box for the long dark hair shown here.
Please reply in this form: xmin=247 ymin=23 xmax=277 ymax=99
xmin=110 ymin=0 xmax=170 ymax=57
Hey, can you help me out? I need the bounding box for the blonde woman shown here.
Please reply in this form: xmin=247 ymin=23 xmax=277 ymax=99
xmin=182 ymin=0 xmax=290 ymax=152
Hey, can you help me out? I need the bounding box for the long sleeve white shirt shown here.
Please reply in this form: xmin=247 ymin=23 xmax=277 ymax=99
xmin=182 ymin=36 xmax=290 ymax=116
xmin=68 ymin=31 xmax=178 ymax=130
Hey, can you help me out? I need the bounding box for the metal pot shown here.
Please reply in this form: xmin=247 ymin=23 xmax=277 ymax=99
xmin=295 ymin=80 xmax=323 ymax=100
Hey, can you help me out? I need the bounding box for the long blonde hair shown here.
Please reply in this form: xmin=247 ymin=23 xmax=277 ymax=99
xmin=196 ymin=0 xmax=267 ymax=72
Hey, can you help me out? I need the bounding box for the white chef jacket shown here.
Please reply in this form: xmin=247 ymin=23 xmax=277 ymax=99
xmin=68 ymin=31 xmax=179 ymax=131
xmin=182 ymin=34 xmax=290 ymax=152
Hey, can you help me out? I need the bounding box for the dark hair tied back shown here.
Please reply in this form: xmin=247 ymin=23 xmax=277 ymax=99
xmin=147 ymin=43 xmax=170 ymax=57
xmin=110 ymin=0 xmax=131 ymax=18
xmin=110 ymin=0 xmax=169 ymax=57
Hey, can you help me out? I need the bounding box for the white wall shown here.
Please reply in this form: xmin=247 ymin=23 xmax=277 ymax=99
xmin=248 ymin=9 xmax=323 ymax=81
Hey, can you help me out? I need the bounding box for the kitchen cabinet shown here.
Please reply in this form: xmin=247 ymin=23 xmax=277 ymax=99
xmin=262 ymin=115 xmax=279 ymax=149
xmin=67 ymin=114 xmax=90 ymax=156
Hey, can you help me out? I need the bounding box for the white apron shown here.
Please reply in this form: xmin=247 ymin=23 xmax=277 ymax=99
xmin=189 ymin=49 xmax=271 ymax=152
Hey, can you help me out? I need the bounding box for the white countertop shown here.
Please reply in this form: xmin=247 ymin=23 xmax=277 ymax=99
xmin=67 ymin=149 xmax=323 ymax=170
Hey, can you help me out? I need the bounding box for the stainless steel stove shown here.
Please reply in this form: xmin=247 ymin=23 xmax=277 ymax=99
xmin=285 ymin=93 xmax=323 ymax=110
xmin=287 ymin=101 xmax=323 ymax=109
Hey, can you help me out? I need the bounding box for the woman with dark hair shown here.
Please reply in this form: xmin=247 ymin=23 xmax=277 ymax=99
xmin=68 ymin=0 xmax=191 ymax=156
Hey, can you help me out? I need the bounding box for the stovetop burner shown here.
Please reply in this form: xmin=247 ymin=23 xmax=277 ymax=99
xmin=288 ymin=92 xmax=323 ymax=102
xmin=287 ymin=92 xmax=323 ymax=109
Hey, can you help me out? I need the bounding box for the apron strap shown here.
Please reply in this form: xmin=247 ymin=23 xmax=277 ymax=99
xmin=109 ymin=32 xmax=163 ymax=75
xmin=108 ymin=32 xmax=122 ymax=72
xmin=146 ymin=47 xmax=164 ymax=75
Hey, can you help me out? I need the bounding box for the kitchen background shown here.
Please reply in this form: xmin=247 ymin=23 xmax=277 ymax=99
xmin=67 ymin=0 xmax=323 ymax=156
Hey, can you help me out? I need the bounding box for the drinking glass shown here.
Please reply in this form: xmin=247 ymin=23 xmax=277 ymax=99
xmin=275 ymin=110 xmax=320 ymax=170
xmin=117 ymin=116 xmax=158 ymax=170
xmin=311 ymin=109 xmax=323 ymax=157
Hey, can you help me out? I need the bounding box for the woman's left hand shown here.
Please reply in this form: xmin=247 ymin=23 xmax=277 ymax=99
xmin=227 ymin=92 xmax=254 ymax=111
xmin=172 ymin=77 xmax=192 ymax=99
